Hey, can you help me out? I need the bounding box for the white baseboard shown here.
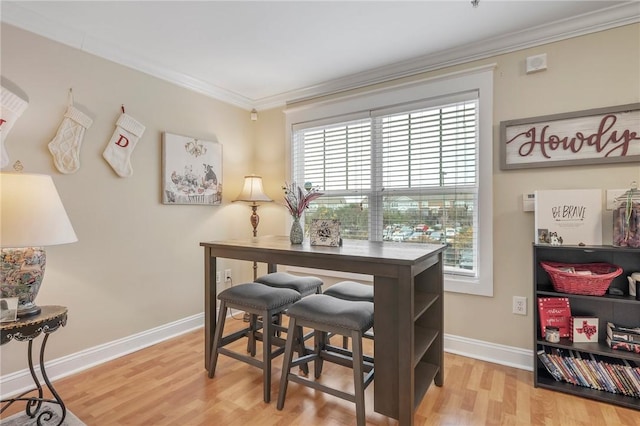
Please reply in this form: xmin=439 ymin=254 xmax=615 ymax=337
xmin=0 ymin=313 xmax=532 ymax=399
xmin=444 ymin=333 xmax=534 ymax=371
xmin=0 ymin=312 xmax=205 ymax=399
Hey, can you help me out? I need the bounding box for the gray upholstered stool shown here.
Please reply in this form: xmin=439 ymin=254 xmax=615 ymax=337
xmin=277 ymin=294 xmax=374 ymax=426
xmin=324 ymin=281 xmax=374 ymax=348
xmin=324 ymin=281 xmax=373 ymax=302
xmin=208 ymin=283 xmax=301 ymax=403
xmin=255 ymin=272 xmax=323 ymax=297
xmin=251 ymin=272 xmax=323 ymax=355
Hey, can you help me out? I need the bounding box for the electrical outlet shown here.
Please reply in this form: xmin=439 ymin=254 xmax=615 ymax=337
xmin=216 ymin=271 xmax=221 ymax=283
xmin=513 ymin=296 xmax=527 ymax=315
xmin=224 ymin=269 xmax=232 ymax=282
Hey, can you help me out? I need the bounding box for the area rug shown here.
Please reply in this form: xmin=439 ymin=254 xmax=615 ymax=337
xmin=0 ymin=402 xmax=86 ymax=426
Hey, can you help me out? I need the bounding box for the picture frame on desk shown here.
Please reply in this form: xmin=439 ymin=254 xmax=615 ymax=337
xmin=538 ymin=297 xmax=572 ymax=337
xmin=0 ymin=297 xmax=18 ymax=323
xmin=309 ymin=219 xmax=341 ymax=247
xmin=571 ymin=317 xmax=598 ymax=343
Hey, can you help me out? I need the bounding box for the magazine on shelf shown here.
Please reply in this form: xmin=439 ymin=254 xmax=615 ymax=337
xmin=534 ymin=189 xmax=602 ymax=245
xmin=538 ymin=297 xmax=572 ymax=337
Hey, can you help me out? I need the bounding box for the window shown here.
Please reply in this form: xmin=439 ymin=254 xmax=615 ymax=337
xmin=286 ymin=66 xmax=494 ymax=296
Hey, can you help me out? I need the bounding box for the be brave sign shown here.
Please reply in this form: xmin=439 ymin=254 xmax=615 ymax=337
xmin=500 ymin=104 xmax=640 ymax=170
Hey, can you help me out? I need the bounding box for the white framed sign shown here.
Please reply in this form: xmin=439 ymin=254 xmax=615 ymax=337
xmin=500 ymin=103 xmax=640 ymax=170
xmin=309 ymin=219 xmax=341 ymax=247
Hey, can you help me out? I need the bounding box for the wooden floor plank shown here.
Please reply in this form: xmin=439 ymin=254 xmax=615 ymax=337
xmin=2 ymin=317 xmax=639 ymax=425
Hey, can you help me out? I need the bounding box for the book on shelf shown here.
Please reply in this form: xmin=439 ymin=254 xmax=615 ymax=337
xmin=606 ymin=321 xmax=640 ymax=344
xmin=538 ymin=345 xmax=640 ymax=397
xmin=537 ymin=349 xmax=563 ymax=381
xmin=571 ymin=317 xmax=599 ymax=343
xmin=534 ymin=189 xmax=602 ymax=245
xmin=538 ymin=297 xmax=572 ymax=337
xmin=607 ymin=337 xmax=640 ymax=354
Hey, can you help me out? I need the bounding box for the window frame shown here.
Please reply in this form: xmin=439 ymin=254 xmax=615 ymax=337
xmin=285 ymin=65 xmax=495 ymax=296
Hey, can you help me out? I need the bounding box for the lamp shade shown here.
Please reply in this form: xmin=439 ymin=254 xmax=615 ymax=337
xmin=234 ymin=175 xmax=272 ymax=203
xmin=1 ymin=173 xmax=78 ymax=247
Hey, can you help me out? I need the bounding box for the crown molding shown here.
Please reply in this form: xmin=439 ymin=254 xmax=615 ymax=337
xmin=272 ymin=2 xmax=640 ymax=107
xmin=2 ymin=2 xmax=638 ymax=111
xmin=0 ymin=2 xmax=256 ymax=110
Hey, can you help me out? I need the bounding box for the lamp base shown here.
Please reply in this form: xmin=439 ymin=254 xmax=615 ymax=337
xmin=17 ymin=302 xmax=42 ymax=318
xmin=0 ymin=247 xmax=47 ymax=319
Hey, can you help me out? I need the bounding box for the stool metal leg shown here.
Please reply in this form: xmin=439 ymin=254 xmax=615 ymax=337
xmin=351 ymin=329 xmax=365 ymax=426
xmin=262 ymin=309 xmax=272 ymax=403
xmin=313 ymin=329 xmax=325 ymax=379
xmin=208 ymin=301 xmax=228 ymax=378
xmin=276 ymin=317 xmax=297 ymax=410
xmin=247 ymin=314 xmax=258 ymax=356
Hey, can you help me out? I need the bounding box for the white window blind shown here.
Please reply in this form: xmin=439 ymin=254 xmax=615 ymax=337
xmin=286 ymin=66 xmax=494 ymax=296
xmin=293 ymin=118 xmax=371 ymax=192
xmin=374 ymin=100 xmax=477 ymax=190
xmin=293 ymin=97 xmax=479 ymax=274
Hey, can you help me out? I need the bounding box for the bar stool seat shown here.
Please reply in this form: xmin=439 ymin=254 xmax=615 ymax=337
xmin=256 ymin=272 xmax=323 ymax=297
xmin=324 ymin=281 xmax=373 ymax=302
xmin=277 ymin=294 xmax=374 ymax=426
xmin=209 ymin=283 xmax=302 ymax=403
xmin=324 ymin=281 xmax=374 ymax=348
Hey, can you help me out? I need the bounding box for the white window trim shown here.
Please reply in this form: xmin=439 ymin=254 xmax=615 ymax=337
xmin=285 ymin=64 xmax=495 ymax=297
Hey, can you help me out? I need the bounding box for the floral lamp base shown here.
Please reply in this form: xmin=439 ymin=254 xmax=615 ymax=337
xmin=0 ymin=247 xmax=46 ymax=318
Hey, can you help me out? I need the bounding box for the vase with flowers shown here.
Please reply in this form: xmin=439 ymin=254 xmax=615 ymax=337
xmin=283 ymin=182 xmax=323 ymax=244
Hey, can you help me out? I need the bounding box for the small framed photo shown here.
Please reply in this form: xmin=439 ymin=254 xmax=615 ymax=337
xmin=162 ymin=132 xmax=223 ymax=205
xmin=0 ymin=297 xmax=18 ymax=323
xmin=310 ymin=219 xmax=341 ymax=247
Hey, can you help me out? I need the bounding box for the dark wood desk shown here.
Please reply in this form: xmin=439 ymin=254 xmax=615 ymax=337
xmin=201 ymin=236 xmax=446 ymax=425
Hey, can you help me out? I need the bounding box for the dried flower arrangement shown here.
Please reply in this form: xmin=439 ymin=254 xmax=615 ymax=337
xmin=282 ymin=182 xmax=323 ymax=218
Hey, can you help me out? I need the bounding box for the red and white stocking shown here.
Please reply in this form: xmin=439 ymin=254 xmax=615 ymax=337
xmin=1 ymin=86 xmax=29 ymax=169
xmin=102 ymin=112 xmax=146 ymax=177
xmin=48 ymin=93 xmax=93 ymax=174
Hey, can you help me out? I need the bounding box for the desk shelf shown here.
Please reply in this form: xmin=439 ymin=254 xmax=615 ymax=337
xmin=414 ymin=362 xmax=439 ymax=409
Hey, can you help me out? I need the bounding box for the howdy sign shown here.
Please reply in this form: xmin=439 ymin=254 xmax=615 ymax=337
xmin=500 ymin=103 xmax=640 ymax=170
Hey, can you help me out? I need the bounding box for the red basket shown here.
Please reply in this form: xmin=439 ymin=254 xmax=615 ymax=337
xmin=540 ymin=261 xmax=623 ymax=296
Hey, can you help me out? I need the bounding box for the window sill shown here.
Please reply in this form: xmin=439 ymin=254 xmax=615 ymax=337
xmin=284 ymin=266 xmax=493 ymax=297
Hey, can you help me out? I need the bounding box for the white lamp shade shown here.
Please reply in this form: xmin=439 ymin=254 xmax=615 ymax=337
xmin=1 ymin=173 xmax=78 ymax=247
xmin=234 ymin=175 xmax=272 ymax=203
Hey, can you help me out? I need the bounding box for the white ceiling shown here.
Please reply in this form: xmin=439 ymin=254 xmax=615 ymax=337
xmin=2 ymin=1 xmax=639 ymax=110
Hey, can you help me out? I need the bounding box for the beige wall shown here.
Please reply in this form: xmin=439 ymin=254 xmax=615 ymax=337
xmin=261 ymin=23 xmax=640 ymax=351
xmin=1 ymin=22 xmax=639 ymax=377
xmin=0 ymin=24 xmax=261 ymax=374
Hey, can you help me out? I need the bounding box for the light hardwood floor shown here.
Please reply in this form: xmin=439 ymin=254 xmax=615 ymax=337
xmin=3 ymin=317 xmax=639 ymax=425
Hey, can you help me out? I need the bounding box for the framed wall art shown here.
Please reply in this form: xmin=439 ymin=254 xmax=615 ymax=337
xmin=310 ymin=219 xmax=341 ymax=247
xmin=162 ymin=132 xmax=222 ymax=205
xmin=500 ymin=103 xmax=640 ymax=170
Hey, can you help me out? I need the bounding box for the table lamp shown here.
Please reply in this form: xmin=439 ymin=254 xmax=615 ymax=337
xmin=0 ymin=172 xmax=78 ymax=317
xmin=234 ymin=175 xmax=272 ymax=279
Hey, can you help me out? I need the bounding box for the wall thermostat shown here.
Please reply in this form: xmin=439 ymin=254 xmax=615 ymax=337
xmin=526 ymin=54 xmax=547 ymax=74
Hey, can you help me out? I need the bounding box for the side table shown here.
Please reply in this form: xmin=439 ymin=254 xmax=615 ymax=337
xmin=1 ymin=305 xmax=68 ymax=425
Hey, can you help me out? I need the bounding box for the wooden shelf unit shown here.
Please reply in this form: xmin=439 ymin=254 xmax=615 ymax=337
xmin=533 ymin=244 xmax=640 ymax=410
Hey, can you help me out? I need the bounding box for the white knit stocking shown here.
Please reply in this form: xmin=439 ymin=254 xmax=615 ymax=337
xmin=102 ymin=113 xmax=146 ymax=177
xmin=0 ymin=86 xmax=29 ymax=169
xmin=48 ymin=94 xmax=93 ymax=174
